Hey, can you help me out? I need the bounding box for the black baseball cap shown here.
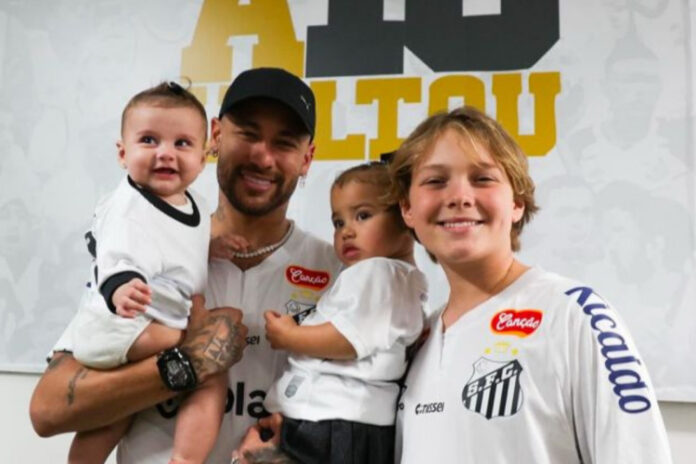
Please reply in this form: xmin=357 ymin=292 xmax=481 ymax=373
xmin=219 ymin=67 xmax=316 ymax=138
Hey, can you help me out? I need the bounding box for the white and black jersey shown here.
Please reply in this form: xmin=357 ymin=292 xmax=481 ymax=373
xmin=68 ymin=175 xmax=209 ymax=368
xmin=395 ymin=267 xmax=672 ymax=464
xmin=114 ymin=226 xmax=343 ymax=463
xmin=265 ymin=257 xmax=428 ymax=426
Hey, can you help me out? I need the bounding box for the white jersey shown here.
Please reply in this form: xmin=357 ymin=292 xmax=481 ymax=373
xmin=70 ymin=176 xmax=209 ymax=368
xmin=396 ymin=267 xmax=672 ymax=464
xmin=115 ymin=226 xmax=342 ymax=463
xmin=265 ymin=258 xmax=427 ymax=426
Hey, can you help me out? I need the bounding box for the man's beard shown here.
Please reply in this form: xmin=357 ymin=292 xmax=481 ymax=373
xmin=219 ymin=164 xmax=298 ymax=216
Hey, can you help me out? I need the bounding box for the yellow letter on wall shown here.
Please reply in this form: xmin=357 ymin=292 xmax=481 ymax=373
xmin=492 ymin=72 xmax=561 ymax=156
xmin=311 ymin=80 xmax=365 ymax=161
xmin=356 ymin=78 xmax=421 ymax=160
xmin=181 ymin=0 xmax=304 ymax=104
xmin=429 ymin=75 xmax=486 ymax=115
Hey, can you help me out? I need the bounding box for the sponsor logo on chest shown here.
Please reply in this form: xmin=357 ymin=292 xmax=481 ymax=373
xmin=285 ymin=265 xmax=330 ymax=290
xmin=490 ymin=309 xmax=543 ymax=337
xmin=157 ymin=381 xmax=269 ymax=419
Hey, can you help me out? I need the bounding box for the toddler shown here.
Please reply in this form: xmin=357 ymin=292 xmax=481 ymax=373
xmin=262 ymin=162 xmax=428 ymax=464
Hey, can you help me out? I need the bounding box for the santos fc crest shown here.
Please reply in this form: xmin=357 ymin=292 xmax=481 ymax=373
xmin=462 ymin=358 xmax=524 ymax=420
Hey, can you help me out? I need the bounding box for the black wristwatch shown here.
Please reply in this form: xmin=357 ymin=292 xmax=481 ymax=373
xmin=156 ymin=347 xmax=198 ymax=392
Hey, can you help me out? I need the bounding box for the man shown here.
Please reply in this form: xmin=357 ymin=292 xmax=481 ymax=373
xmin=30 ymin=68 xmax=342 ymax=463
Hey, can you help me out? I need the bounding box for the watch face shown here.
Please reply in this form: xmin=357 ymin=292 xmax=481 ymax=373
xmin=167 ymin=358 xmax=191 ymax=387
xmin=158 ymin=349 xmax=196 ymax=391
xmin=167 ymin=359 xmax=183 ymax=380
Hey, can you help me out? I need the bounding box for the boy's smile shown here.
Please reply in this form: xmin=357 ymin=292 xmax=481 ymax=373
xmin=401 ymin=129 xmax=524 ymax=266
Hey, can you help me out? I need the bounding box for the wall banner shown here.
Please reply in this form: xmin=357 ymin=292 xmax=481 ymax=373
xmin=0 ymin=0 xmax=694 ymax=401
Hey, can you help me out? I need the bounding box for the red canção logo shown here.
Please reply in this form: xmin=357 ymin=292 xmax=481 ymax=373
xmin=285 ymin=265 xmax=330 ymax=290
xmin=490 ymin=309 xmax=543 ymax=338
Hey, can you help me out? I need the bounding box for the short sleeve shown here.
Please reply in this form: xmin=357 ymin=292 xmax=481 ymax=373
xmin=316 ymin=258 xmax=427 ymax=359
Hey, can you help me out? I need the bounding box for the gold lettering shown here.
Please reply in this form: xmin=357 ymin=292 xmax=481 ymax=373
xmin=356 ymin=78 xmax=421 ymax=160
xmin=429 ymin=75 xmax=486 ymax=114
xmin=491 ymin=72 xmax=561 ymax=156
xmin=181 ymin=0 xmax=304 ymax=106
xmin=311 ymin=80 xmax=365 ymax=160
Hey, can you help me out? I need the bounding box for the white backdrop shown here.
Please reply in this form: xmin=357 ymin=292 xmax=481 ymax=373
xmin=0 ymin=0 xmax=694 ymax=402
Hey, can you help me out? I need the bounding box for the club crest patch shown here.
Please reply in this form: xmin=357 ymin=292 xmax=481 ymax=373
xmin=462 ymin=357 xmax=524 ymax=420
xmin=285 ymin=265 xmax=330 ymax=290
xmin=285 ymin=299 xmax=316 ymax=324
xmin=490 ymin=309 xmax=543 ymax=337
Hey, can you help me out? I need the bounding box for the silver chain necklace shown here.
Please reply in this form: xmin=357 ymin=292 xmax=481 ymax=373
xmin=231 ymin=221 xmax=295 ymax=259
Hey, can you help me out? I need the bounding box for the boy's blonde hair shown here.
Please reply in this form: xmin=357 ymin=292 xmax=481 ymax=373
xmin=388 ymin=106 xmax=538 ymax=251
xmin=332 ymin=162 xmax=407 ymax=231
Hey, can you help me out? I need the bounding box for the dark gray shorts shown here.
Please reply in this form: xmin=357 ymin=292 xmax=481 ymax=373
xmin=280 ymin=417 xmax=395 ymax=464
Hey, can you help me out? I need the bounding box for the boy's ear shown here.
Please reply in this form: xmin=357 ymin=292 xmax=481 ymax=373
xmin=116 ymin=141 xmax=127 ymax=168
xmin=512 ymin=196 xmax=525 ymax=224
xmin=400 ymin=198 xmax=414 ymax=229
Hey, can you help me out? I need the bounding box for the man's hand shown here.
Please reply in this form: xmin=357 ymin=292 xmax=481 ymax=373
xmin=181 ymin=295 xmax=248 ymax=383
xmin=209 ymin=231 xmax=250 ymax=260
xmin=263 ymin=311 xmax=298 ymax=350
xmin=112 ymin=278 xmax=151 ymax=317
xmin=233 ymin=413 xmax=296 ymax=464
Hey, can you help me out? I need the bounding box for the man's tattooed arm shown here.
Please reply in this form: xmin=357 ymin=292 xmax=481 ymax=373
xmin=180 ymin=295 xmax=247 ymax=383
xmin=66 ymin=367 xmax=88 ymax=406
xmin=29 ymin=296 xmax=247 ymax=436
xmin=46 ymin=351 xmax=69 ymax=370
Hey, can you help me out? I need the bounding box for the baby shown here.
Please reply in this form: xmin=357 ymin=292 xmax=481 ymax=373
xmin=68 ymin=82 xmax=226 ymax=464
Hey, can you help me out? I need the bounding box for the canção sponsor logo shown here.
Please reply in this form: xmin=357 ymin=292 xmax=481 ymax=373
xmin=490 ymin=309 xmax=543 ymax=337
xmin=285 ymin=265 xmax=330 ymax=290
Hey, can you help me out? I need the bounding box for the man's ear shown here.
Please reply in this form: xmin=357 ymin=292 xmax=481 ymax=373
xmin=210 ymin=117 xmax=221 ymax=147
xmin=205 ymin=118 xmax=222 ymax=164
xmin=116 ymin=141 xmax=126 ymax=168
xmin=299 ymin=142 xmax=315 ymax=177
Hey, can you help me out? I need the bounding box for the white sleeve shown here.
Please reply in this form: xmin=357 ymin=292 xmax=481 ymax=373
xmin=566 ymin=286 xmax=673 ymax=464
xmin=316 ymin=259 xmax=427 ymax=359
xmin=96 ymin=214 xmax=162 ymax=287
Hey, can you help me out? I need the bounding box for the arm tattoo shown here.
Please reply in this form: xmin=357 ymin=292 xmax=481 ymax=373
xmin=243 ymin=446 xmax=297 ymax=464
xmin=46 ymin=353 xmax=68 ymax=371
xmin=66 ymin=368 xmax=88 ymax=406
xmin=183 ymin=314 xmax=245 ymax=380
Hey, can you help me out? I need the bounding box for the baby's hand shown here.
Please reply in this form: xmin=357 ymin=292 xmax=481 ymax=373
xmin=263 ymin=310 xmax=298 ymax=350
xmin=209 ymin=232 xmax=250 ymax=261
xmin=112 ymin=278 xmax=151 ymax=318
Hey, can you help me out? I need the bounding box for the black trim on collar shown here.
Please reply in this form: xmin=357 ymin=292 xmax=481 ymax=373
xmin=127 ymin=176 xmax=200 ymax=227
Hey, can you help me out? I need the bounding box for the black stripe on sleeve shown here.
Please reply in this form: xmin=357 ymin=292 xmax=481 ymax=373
xmin=100 ymin=271 xmax=147 ymax=314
